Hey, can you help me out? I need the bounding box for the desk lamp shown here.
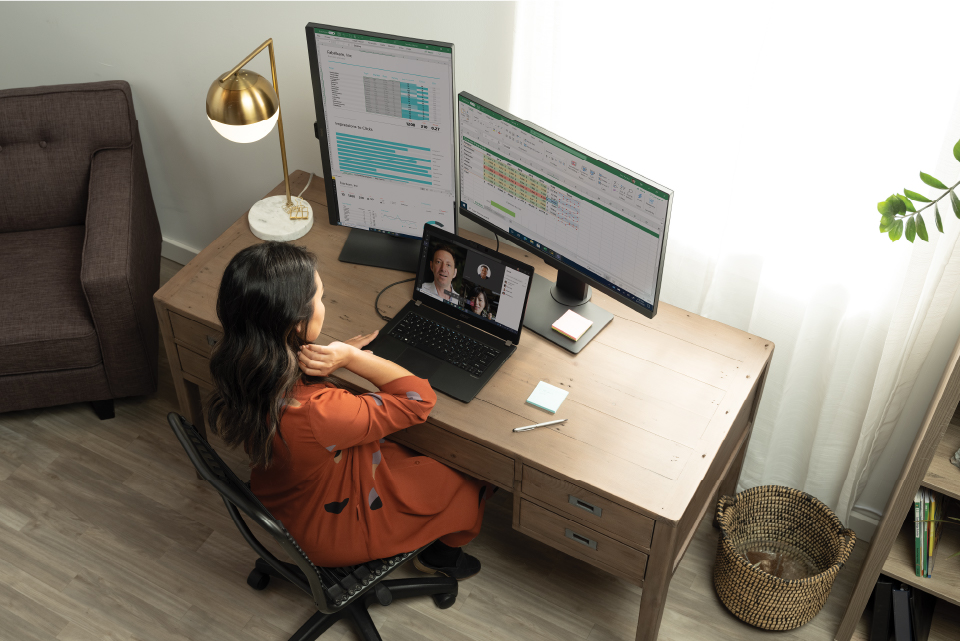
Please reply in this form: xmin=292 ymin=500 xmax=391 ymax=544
xmin=206 ymin=38 xmax=313 ymax=241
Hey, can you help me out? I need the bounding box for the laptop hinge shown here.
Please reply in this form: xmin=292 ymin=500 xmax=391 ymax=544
xmin=506 ymin=340 xmax=514 ymax=347
xmin=414 ymin=300 xmax=422 ymax=306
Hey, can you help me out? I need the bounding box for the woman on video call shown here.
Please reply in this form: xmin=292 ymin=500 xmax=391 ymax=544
xmin=206 ymin=241 xmax=493 ymax=579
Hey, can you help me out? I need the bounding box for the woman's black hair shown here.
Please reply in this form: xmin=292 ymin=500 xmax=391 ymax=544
xmin=206 ymin=241 xmax=318 ymax=469
xmin=468 ymin=286 xmax=490 ymax=313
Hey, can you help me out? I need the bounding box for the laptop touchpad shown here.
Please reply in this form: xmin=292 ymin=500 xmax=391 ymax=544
xmin=399 ymin=349 xmax=442 ymax=379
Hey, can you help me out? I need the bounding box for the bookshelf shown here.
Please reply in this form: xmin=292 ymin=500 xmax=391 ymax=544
xmin=836 ymin=333 xmax=960 ymax=641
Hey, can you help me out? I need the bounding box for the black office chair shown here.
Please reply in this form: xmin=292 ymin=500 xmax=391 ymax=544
xmin=167 ymin=412 xmax=459 ymax=641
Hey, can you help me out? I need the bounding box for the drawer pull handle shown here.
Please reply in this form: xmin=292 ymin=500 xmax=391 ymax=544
xmin=564 ymin=528 xmax=598 ymax=550
xmin=569 ymin=495 xmax=602 ymax=517
xmin=207 ymin=335 xmax=219 ymax=347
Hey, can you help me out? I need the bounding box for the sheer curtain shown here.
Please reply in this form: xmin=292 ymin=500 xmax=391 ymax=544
xmin=509 ymin=1 xmax=960 ymax=522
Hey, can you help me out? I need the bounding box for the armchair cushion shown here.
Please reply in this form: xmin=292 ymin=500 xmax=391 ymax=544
xmin=0 ymin=81 xmax=135 ymax=234
xmin=0 ymin=225 xmax=102 ymax=376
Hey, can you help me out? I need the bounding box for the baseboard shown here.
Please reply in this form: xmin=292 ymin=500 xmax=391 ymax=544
xmin=849 ymin=508 xmax=879 ymax=543
xmin=161 ymin=237 xmax=201 ymax=266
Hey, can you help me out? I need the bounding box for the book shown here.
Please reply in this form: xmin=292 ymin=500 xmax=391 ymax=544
xmin=926 ymin=492 xmax=935 ymax=578
xmin=909 ymin=583 xmax=935 ymax=641
xmin=927 ymin=493 xmax=946 ymax=578
xmin=922 ymin=489 xmax=930 ymax=577
xmin=869 ymin=577 xmax=893 ymax=641
xmin=891 ymin=585 xmax=912 ymax=641
xmin=525 ymin=381 xmax=569 ymax=414
xmin=551 ymin=309 xmax=594 ymax=341
xmin=914 ymin=489 xmax=923 ymax=577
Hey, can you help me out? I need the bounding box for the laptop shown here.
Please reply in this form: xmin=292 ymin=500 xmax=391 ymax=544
xmin=367 ymin=224 xmax=535 ymax=402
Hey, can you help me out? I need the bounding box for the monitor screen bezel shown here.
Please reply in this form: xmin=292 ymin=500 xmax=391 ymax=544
xmin=413 ymin=224 xmax=535 ymax=345
xmin=456 ymin=91 xmax=673 ymax=320
xmin=305 ymin=23 xmax=459 ymax=239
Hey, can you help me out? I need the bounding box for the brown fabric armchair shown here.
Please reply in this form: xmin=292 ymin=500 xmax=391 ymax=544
xmin=0 ymin=81 xmax=161 ymax=418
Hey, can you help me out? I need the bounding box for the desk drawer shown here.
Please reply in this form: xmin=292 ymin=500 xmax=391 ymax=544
xmin=177 ymin=345 xmax=213 ymax=386
xmin=389 ymin=422 xmax=514 ymax=490
xmin=518 ymin=499 xmax=647 ymax=584
xmin=522 ymin=466 xmax=654 ymax=549
xmin=171 ymin=312 xmax=222 ymax=357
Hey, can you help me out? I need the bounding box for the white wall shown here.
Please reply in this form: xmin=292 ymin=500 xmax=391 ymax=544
xmin=0 ymin=2 xmax=516 ymax=258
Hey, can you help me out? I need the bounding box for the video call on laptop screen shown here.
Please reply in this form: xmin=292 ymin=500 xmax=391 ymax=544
xmin=415 ymin=229 xmax=531 ymax=335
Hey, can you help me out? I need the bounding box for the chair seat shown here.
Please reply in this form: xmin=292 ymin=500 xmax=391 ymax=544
xmin=0 ymin=226 xmax=102 ymax=376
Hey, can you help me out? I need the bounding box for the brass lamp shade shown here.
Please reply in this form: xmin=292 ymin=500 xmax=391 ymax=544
xmin=206 ymin=69 xmax=279 ymax=143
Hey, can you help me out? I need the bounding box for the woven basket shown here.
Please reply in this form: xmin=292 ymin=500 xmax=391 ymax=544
xmin=713 ymin=485 xmax=856 ymax=630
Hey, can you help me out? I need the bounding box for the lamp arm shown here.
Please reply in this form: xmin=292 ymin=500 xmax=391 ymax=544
xmin=219 ymin=38 xmax=293 ymax=207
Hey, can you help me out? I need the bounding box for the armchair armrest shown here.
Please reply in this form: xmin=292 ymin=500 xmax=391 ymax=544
xmin=81 ymin=123 xmax=162 ymax=398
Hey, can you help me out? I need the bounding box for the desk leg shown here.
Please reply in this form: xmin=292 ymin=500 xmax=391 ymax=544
xmin=635 ymin=520 xmax=678 ymax=641
xmin=713 ymin=424 xmax=751 ymax=527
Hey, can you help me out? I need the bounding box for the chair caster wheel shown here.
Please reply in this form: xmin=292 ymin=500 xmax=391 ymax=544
xmin=432 ymin=593 xmax=457 ymax=609
xmin=247 ymin=569 xmax=270 ymax=590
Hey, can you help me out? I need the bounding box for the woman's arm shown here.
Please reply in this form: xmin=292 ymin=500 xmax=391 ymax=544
xmin=298 ymin=331 xmax=414 ymax=388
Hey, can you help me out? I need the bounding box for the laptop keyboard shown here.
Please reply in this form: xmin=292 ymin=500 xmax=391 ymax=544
xmin=390 ymin=312 xmax=502 ymax=377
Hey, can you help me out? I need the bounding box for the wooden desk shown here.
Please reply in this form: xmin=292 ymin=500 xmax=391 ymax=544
xmin=154 ymin=171 xmax=774 ymax=641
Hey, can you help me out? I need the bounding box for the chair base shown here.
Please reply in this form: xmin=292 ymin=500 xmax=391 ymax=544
xmin=249 ymin=558 xmax=459 ymax=641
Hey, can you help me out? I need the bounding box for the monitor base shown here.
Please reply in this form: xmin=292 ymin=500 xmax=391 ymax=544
xmin=523 ymin=274 xmax=613 ymax=354
xmin=338 ymin=228 xmax=421 ymax=273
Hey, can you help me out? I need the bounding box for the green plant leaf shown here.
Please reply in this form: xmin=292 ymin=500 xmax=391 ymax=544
xmin=889 ymin=219 xmax=903 ymax=241
xmin=952 ymin=190 xmax=960 ymax=218
xmin=904 ymin=189 xmax=932 ymax=203
xmin=920 ymin=172 xmax=948 ymax=189
xmin=880 ymin=215 xmax=895 ymax=232
xmin=878 ymin=200 xmax=891 ymax=215
xmin=954 ymin=138 xmax=960 ymax=163
xmin=906 ymin=217 xmax=916 ymax=242
xmin=897 ymin=194 xmax=917 ymax=213
xmin=916 ymin=213 xmax=928 ymax=241
xmin=936 ymin=203 xmax=944 ymax=232
xmin=886 ymin=194 xmax=906 ymax=216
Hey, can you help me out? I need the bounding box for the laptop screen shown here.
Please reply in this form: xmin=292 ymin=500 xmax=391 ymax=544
xmin=413 ymin=225 xmax=534 ymax=342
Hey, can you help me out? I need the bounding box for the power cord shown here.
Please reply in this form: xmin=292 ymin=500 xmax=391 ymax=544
xmin=375 ymin=277 xmax=416 ymax=321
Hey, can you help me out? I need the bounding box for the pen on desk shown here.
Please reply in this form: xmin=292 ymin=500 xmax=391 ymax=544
xmin=513 ymin=418 xmax=567 ymax=432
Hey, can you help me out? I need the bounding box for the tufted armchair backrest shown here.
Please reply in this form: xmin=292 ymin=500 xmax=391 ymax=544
xmin=0 ymin=81 xmax=136 ymax=234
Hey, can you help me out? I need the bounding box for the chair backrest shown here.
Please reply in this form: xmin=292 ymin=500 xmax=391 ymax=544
xmin=0 ymin=81 xmax=135 ymax=234
xmin=166 ymin=412 xmax=336 ymax=611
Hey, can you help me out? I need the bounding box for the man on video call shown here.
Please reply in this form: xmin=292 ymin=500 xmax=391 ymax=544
xmin=420 ymin=244 xmax=462 ymax=305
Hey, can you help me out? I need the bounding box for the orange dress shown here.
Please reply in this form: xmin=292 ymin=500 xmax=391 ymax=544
xmin=250 ymin=375 xmax=492 ymax=567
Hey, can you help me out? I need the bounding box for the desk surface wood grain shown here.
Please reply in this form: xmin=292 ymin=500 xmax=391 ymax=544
xmin=155 ymin=170 xmax=774 ymax=525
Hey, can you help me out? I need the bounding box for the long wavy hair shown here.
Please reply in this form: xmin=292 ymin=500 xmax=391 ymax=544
xmin=206 ymin=241 xmax=318 ymax=469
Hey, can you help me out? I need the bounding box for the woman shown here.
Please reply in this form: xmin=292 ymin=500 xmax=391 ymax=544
xmin=468 ymin=286 xmax=493 ymax=320
xmin=207 ymin=241 xmax=490 ymax=578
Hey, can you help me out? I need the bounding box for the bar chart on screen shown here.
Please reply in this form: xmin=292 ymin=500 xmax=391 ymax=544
xmin=312 ymin=27 xmax=457 ymax=236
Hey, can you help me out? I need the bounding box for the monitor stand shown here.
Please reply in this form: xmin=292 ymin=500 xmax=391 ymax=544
xmin=338 ymin=228 xmax=420 ymax=273
xmin=523 ymin=271 xmax=613 ymax=354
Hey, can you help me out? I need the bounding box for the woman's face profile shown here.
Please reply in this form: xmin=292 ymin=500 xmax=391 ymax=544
xmin=305 ymin=271 xmax=325 ymax=343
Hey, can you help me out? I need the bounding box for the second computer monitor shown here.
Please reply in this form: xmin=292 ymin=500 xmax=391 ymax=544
xmin=306 ymin=24 xmax=458 ymax=272
xmin=457 ymin=92 xmax=673 ymax=352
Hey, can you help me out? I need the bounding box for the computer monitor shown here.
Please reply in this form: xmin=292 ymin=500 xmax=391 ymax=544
xmin=305 ymin=24 xmax=458 ymax=273
xmin=457 ymin=92 xmax=673 ymax=353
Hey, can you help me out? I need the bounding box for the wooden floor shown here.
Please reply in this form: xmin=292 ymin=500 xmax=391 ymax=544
xmin=0 ymin=257 xmax=871 ymax=641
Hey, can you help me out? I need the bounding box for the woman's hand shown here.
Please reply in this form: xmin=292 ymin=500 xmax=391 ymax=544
xmin=297 ymin=331 xmax=379 ymax=377
xmin=298 ymin=342 xmax=357 ymax=377
xmin=344 ymin=330 xmax=378 ymax=350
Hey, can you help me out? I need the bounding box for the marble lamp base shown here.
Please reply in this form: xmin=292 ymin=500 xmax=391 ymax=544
xmin=248 ymin=195 xmax=314 ymax=241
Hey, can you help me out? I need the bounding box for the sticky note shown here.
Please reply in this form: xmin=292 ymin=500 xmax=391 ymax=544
xmin=526 ymin=381 xmax=569 ymax=414
xmin=551 ymin=309 xmax=594 ymax=341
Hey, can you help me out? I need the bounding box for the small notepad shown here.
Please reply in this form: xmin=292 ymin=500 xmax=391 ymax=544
xmin=526 ymin=381 xmax=569 ymax=414
xmin=551 ymin=309 xmax=594 ymax=341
